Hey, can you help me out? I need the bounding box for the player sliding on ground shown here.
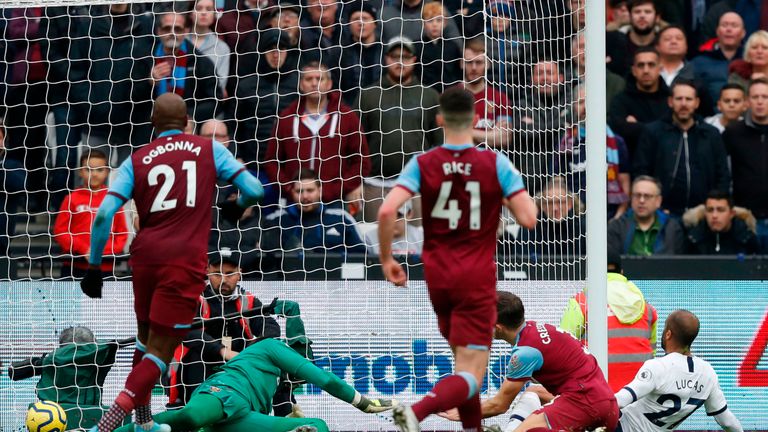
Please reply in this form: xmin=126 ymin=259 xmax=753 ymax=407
xmin=80 ymin=93 xmax=265 ymax=432
xmin=615 ymin=310 xmax=743 ymax=431
xmin=112 ymin=338 xmax=396 ymax=432
xmin=378 ymin=87 xmax=537 ymax=432
xmin=440 ymin=292 xmax=619 ymax=431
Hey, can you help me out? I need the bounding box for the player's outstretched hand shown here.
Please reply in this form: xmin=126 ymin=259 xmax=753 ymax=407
xmin=437 ymin=408 xmax=460 ymax=421
xmin=218 ymin=200 xmax=246 ymax=224
xmin=355 ymin=396 xmax=398 ymax=413
xmin=80 ymin=266 xmax=103 ymax=299
xmin=381 ymin=257 xmax=407 ymax=287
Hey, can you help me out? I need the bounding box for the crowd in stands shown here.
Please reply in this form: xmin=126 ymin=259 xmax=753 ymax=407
xmin=1 ymin=0 xmax=767 ymax=279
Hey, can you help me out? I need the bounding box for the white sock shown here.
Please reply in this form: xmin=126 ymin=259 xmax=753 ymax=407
xmin=504 ymin=391 xmax=542 ymax=432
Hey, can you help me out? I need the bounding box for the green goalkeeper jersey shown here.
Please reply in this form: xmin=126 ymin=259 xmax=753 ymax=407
xmin=196 ymin=338 xmax=309 ymax=414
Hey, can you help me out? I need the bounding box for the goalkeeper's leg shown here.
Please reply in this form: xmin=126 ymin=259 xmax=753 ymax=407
xmin=259 ymin=338 xmax=395 ymax=412
xmin=113 ymin=394 xmax=225 ymax=432
xmin=213 ymin=411 xmax=329 ymax=432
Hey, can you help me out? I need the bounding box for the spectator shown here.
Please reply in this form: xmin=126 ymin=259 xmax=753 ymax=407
xmin=232 ymin=28 xmax=299 ymax=164
xmin=705 ymin=83 xmax=747 ymax=133
xmin=43 ymin=6 xmax=87 ymax=208
xmin=339 ymin=1 xmax=384 ymax=105
xmin=656 ymin=26 xmax=694 ymax=87
xmin=608 ymin=47 xmax=670 ymax=154
xmin=356 ymin=37 xmax=441 ymax=223
xmin=460 ymin=37 xmax=513 ymax=148
xmin=264 ymin=61 xmax=370 ymax=205
xmin=683 ymin=190 xmax=759 ymax=255
xmin=728 ymin=30 xmax=768 ymax=92
xmin=607 ymin=175 xmax=686 ymax=256
xmin=606 ymin=0 xmax=630 ymax=31
xmin=152 ymin=11 xmax=223 ymax=123
xmin=0 ymin=121 xmax=24 ymax=276
xmin=187 ymin=0 xmax=231 ymax=93
xmin=701 ymin=0 xmax=768 ymax=41
xmin=560 ymin=251 xmax=657 ymax=392
xmin=416 ymin=1 xmax=462 ymax=93
xmin=634 ymin=79 xmax=730 ymax=216
xmin=364 ymin=201 xmax=423 ymax=256
xmin=554 ymin=86 xmax=631 ymax=220
xmin=68 ymin=3 xmax=155 ymax=164
xmin=199 ymin=119 xmax=231 ymax=148
xmin=513 ymin=59 xmax=572 ymax=171
xmin=8 ymin=326 xmax=122 ymax=429
xmin=566 ymin=33 xmax=626 ymax=105
xmin=269 ymin=1 xmax=301 ymax=47
xmin=606 ymin=0 xmax=661 ymax=77
xmin=53 ymin=150 xmax=128 ymax=279
xmin=216 ymin=0 xmax=270 ymax=81
xmin=516 ymin=176 xmax=585 ymax=258
xmin=380 ymin=0 xmax=461 ymax=49
xmin=691 ymin=12 xmax=745 ymax=109
xmin=722 ymin=78 xmax=768 ymax=251
xmin=1 ymin=8 xmax=52 ymax=210
xmin=298 ymin=0 xmax=346 ymax=87
xmin=484 ymin=0 xmax=531 ymax=91
xmin=261 ymin=169 xmax=366 ymax=254
xmin=185 ymin=248 xmax=313 ymax=414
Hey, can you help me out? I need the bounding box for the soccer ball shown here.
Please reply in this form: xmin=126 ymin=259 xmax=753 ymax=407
xmin=25 ymin=401 xmax=67 ymax=432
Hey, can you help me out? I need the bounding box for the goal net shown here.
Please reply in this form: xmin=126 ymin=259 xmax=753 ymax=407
xmin=1 ymin=0 xmax=587 ymax=430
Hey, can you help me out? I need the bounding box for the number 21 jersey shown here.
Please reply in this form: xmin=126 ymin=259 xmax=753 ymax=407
xmin=108 ymin=130 xmax=245 ymax=272
xmin=396 ymin=144 xmax=525 ymax=289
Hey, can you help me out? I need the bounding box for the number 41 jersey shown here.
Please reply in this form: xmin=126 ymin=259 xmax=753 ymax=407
xmin=619 ymin=352 xmax=730 ymax=431
xmin=109 ymin=131 xmax=245 ymax=272
xmin=396 ymin=144 xmax=525 ymax=289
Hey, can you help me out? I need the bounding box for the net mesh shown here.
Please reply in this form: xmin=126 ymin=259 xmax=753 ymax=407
xmin=1 ymin=0 xmax=590 ymax=430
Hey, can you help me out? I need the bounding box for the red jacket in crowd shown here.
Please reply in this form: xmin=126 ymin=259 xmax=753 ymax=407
xmin=53 ymin=187 xmax=129 ymax=272
xmin=264 ymin=90 xmax=371 ymax=203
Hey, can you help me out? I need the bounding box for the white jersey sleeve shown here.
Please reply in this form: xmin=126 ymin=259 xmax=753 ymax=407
xmin=618 ymin=353 xmax=727 ymax=432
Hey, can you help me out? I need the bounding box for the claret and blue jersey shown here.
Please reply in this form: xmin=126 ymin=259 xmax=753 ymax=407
xmin=394 ymin=143 xmax=525 ymax=288
xmin=88 ymin=130 xmax=263 ymax=271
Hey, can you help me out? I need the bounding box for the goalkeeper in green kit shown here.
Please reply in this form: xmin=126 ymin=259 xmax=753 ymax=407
xmin=115 ymin=338 xmax=396 ymax=432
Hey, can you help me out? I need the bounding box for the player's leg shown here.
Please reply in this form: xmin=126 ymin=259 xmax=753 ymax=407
xmin=212 ymin=411 xmax=330 ymax=432
xmin=504 ymin=389 xmax=543 ymax=432
xmin=113 ymin=393 xmax=226 ymax=432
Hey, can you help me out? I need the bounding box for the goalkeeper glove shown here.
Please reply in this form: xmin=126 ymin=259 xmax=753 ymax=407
xmin=352 ymin=392 xmax=398 ymax=413
xmin=218 ymin=200 xmax=246 ymax=224
xmin=80 ymin=266 xmax=103 ymax=299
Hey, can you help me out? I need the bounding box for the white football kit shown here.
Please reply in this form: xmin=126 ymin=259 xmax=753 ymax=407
xmin=615 ymin=352 xmax=742 ymax=431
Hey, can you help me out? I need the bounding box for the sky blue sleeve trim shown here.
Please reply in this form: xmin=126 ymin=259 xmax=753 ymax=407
xmin=496 ymin=153 xmax=525 ymax=198
xmin=233 ymin=171 xmax=264 ymax=207
xmin=143 ymin=353 xmax=167 ymax=374
xmin=157 ymin=129 xmax=183 ymax=138
xmin=109 ymin=158 xmax=135 ymax=201
xmin=466 ymin=344 xmax=490 ymax=351
xmin=395 ymin=155 xmax=421 ymax=194
xmin=88 ymin=193 xmax=124 ymax=265
xmin=173 ymin=323 xmax=192 ymax=329
xmin=506 ymin=346 xmax=544 ymax=380
xmin=457 ymin=371 xmax=479 ymax=399
xmin=213 ymin=140 xmax=246 ymax=182
xmin=135 ymin=340 xmax=147 ymax=353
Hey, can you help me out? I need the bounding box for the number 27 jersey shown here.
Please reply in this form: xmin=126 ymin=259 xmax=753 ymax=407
xmin=108 ymin=131 xmax=245 ymax=271
xmin=396 ymin=144 xmax=525 ymax=288
xmin=620 ymin=352 xmax=730 ymax=431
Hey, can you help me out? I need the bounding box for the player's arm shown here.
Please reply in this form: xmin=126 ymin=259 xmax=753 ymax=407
xmin=480 ymin=378 xmax=526 ymax=418
xmin=705 ymin=376 xmax=743 ymax=432
xmin=615 ymin=359 xmax=661 ymax=408
xmin=496 ymin=153 xmax=536 ymax=230
xmin=80 ymin=158 xmax=134 ymax=298
xmin=378 ymin=156 xmax=420 ymax=286
xmin=213 ymin=141 xmax=264 ymax=222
